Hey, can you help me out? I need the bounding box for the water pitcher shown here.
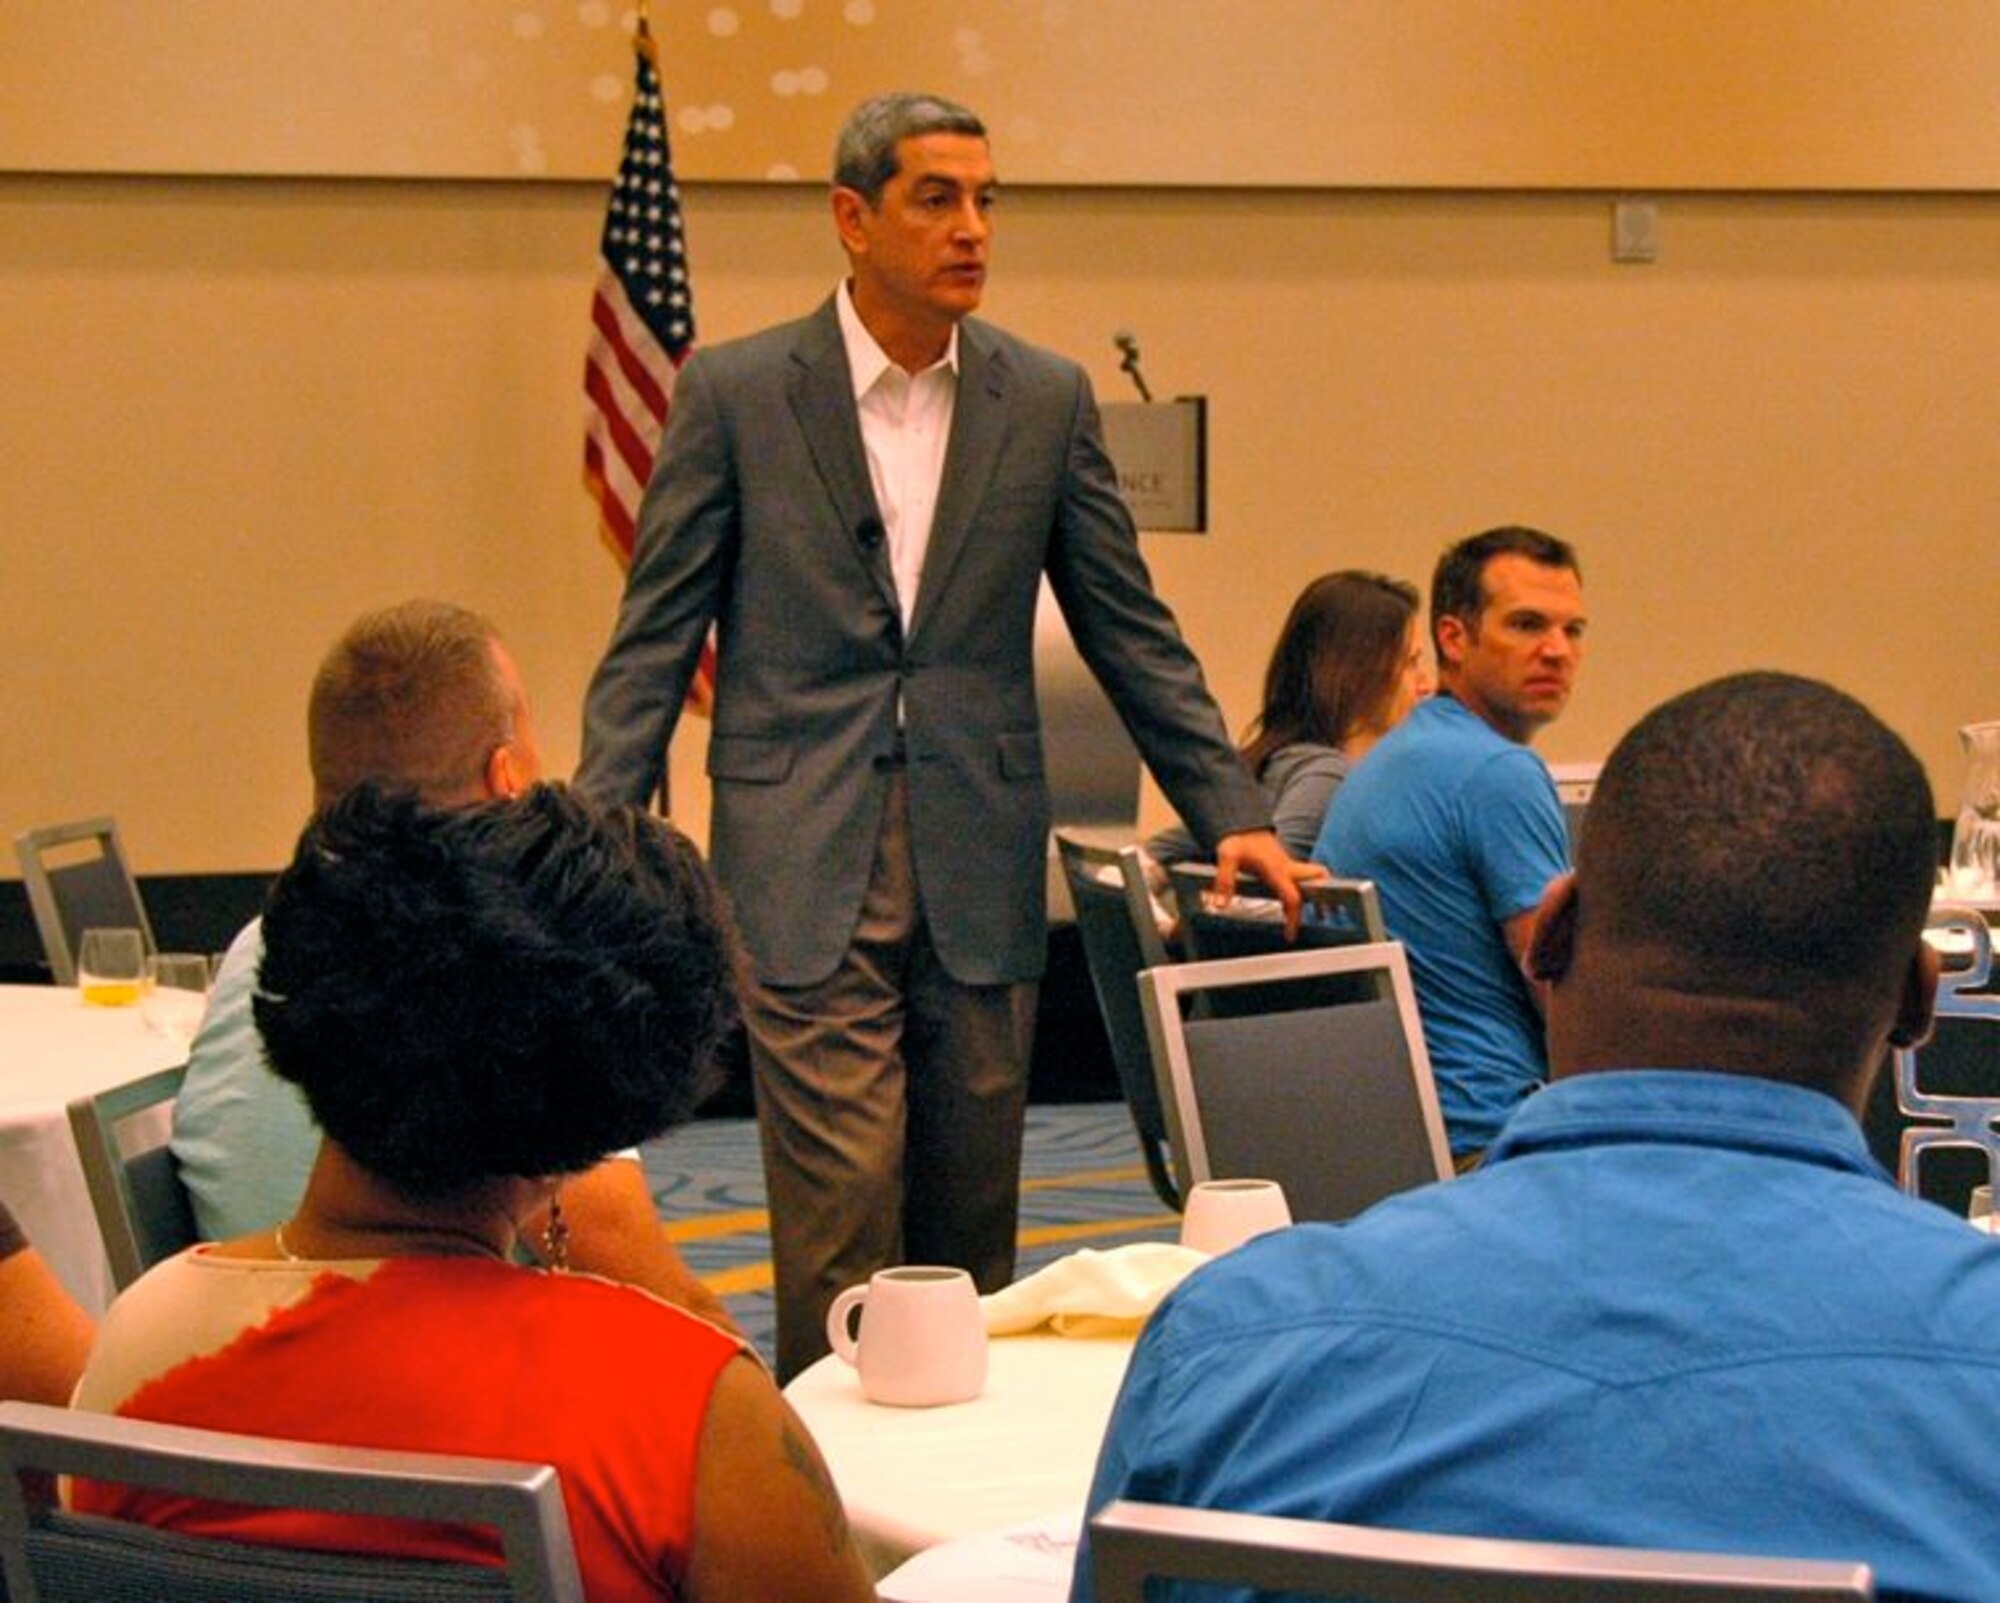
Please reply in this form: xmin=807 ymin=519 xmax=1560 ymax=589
xmin=1949 ymin=720 xmax=2000 ymax=899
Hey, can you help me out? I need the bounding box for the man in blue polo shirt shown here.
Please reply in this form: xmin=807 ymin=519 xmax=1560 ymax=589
xmin=1073 ymin=673 xmax=1990 ymax=1603
xmin=1314 ymin=525 xmax=1586 ymax=1161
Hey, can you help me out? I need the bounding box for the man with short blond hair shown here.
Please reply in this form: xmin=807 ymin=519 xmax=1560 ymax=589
xmin=173 ymin=600 xmax=729 ymax=1326
xmin=303 ymin=599 xmax=537 ymax=808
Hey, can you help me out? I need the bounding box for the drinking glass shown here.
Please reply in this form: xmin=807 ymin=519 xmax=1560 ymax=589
xmin=77 ymin=927 xmax=146 ymax=1007
xmin=1970 ymin=1184 xmax=1996 ymax=1235
xmin=141 ymin=952 xmax=212 ymax=1046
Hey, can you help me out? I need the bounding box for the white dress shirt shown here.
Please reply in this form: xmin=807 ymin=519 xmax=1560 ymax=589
xmin=836 ymin=281 xmax=959 ymax=633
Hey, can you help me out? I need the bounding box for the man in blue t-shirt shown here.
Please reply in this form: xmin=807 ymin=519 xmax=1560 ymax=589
xmin=1314 ymin=525 xmax=1587 ymax=1158
xmin=1076 ymin=674 xmax=1975 ymax=1603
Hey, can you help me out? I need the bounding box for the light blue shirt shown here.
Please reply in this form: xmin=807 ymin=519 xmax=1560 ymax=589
xmin=1314 ymin=693 xmax=1568 ymax=1151
xmin=169 ymin=918 xmax=316 ymax=1239
xmin=1074 ymin=1071 xmax=2000 ymax=1603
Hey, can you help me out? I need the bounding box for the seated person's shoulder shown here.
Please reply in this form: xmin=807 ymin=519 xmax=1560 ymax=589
xmin=173 ymin=916 xmax=317 ymax=1241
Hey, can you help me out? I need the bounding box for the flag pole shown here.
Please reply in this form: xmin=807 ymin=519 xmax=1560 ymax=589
xmin=582 ymin=0 xmax=710 ymax=811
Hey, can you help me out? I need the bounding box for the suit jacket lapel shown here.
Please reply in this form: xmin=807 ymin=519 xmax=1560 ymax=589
xmin=788 ymin=299 xmax=898 ymax=618
xmin=910 ymin=319 xmax=1009 ymax=643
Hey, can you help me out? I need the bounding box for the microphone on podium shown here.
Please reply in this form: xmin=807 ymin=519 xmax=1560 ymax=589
xmin=1112 ymin=329 xmax=1154 ymax=403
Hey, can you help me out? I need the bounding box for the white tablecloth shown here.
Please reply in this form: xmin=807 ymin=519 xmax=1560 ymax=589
xmin=783 ymin=1330 xmax=1134 ymax=1579
xmin=0 ymin=983 xmax=184 ymax=1313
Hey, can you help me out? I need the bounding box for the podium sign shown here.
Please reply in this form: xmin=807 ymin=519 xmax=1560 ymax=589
xmin=1100 ymin=397 xmax=1207 ymax=533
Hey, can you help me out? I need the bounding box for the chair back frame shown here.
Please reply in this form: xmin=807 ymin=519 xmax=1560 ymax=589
xmin=1055 ymin=831 xmax=1179 ymax=1210
xmin=1894 ymin=906 xmax=2000 ymax=1199
xmin=1168 ymin=861 xmax=1386 ymax=950
xmin=66 ymin=1064 xmax=198 ymax=1292
xmin=0 ymin=1400 xmax=585 ymax=1603
xmin=1139 ymin=942 xmax=1452 ymax=1220
xmin=1089 ymin=1499 xmax=1874 ymax=1602
xmin=14 ymin=816 xmax=154 ymax=986
xmin=1167 ymin=864 xmax=1390 ymax=1010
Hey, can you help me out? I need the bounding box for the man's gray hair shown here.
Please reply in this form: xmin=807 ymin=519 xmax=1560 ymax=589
xmin=832 ymin=92 xmax=986 ymax=204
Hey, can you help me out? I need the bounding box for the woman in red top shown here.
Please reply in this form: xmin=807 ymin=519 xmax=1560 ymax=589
xmin=73 ymin=785 xmax=875 ymax=1603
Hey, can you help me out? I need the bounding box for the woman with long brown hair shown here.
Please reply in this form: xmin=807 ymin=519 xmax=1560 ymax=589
xmin=1150 ymin=569 xmax=1431 ymax=864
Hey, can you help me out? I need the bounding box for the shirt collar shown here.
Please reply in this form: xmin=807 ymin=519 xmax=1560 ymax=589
xmin=1484 ymin=1069 xmax=1891 ymax=1184
xmin=836 ymin=279 xmax=959 ymax=399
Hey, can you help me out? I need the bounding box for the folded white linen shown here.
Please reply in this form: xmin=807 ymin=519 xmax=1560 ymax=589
xmin=979 ymin=1243 xmax=1208 ymax=1338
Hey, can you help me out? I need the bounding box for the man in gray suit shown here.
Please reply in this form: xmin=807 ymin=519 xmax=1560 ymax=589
xmin=579 ymin=92 xmax=1302 ymax=1378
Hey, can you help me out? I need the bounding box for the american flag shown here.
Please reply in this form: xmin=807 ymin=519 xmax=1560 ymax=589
xmin=582 ymin=15 xmax=694 ymax=567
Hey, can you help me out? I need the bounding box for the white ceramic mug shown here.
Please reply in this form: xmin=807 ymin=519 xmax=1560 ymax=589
xmin=824 ymin=1265 xmax=989 ymax=1407
xmin=1179 ymin=1178 xmax=1293 ymax=1257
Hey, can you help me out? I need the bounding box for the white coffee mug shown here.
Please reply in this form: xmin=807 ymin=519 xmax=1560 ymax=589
xmin=1179 ymin=1178 xmax=1293 ymax=1257
xmin=825 ymin=1265 xmax=989 ymax=1407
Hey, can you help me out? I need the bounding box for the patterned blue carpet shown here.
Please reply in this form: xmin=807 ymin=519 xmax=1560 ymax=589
xmin=641 ymin=1101 xmax=1176 ymax=1365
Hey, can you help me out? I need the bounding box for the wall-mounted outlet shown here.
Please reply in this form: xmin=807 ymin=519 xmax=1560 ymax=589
xmin=1613 ymin=199 xmax=1658 ymax=264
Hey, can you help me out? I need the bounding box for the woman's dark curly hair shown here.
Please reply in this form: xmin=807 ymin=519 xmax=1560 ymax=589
xmin=254 ymin=783 xmax=741 ymax=1199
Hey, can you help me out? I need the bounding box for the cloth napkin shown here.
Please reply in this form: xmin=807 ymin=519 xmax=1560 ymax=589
xmin=979 ymin=1243 xmax=1208 ymax=1338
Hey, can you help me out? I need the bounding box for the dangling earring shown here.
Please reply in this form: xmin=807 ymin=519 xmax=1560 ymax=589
xmin=541 ymin=1181 xmax=570 ymax=1273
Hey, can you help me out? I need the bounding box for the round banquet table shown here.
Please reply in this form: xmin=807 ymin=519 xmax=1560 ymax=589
xmin=782 ymin=1328 xmax=1135 ymax=1579
xmin=0 ymin=983 xmax=185 ymax=1313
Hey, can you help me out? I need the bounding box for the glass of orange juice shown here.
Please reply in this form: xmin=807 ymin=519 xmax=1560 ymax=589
xmin=77 ymin=927 xmax=146 ymax=1006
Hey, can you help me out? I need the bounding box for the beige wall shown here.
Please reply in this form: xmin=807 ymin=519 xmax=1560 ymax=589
xmin=14 ymin=1 xmax=2000 ymax=190
xmin=3 ymin=170 xmax=1995 ymax=872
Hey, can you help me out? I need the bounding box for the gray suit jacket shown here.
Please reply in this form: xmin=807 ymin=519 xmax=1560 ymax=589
xmin=578 ymin=298 xmax=1266 ymax=987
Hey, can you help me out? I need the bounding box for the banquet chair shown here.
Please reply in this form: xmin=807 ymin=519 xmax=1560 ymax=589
xmin=0 ymin=1400 xmax=584 ymax=1603
xmin=1167 ymin=862 xmax=1387 ymax=1012
xmin=66 ymin=1064 xmax=197 ymax=1292
xmin=1893 ymin=904 xmax=2000 ymax=1203
xmin=1089 ymin=1499 xmax=1875 ymax=1602
xmin=1055 ymin=831 xmax=1181 ymax=1210
xmin=1140 ymin=943 xmax=1451 ymax=1223
xmin=13 ymin=817 xmax=155 ymax=986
